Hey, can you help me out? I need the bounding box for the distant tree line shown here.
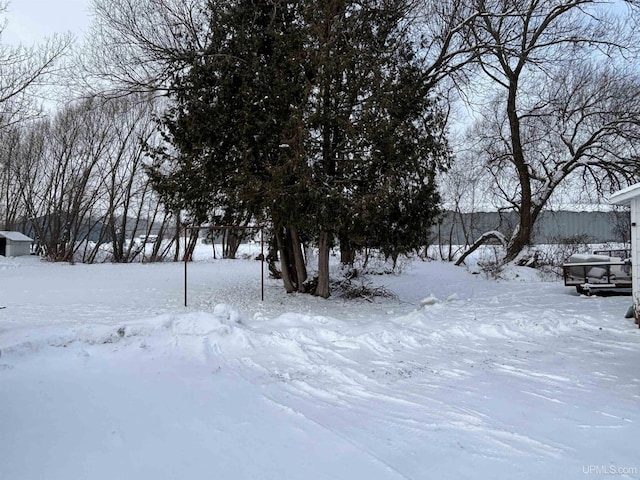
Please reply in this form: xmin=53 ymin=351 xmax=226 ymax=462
xmin=0 ymin=96 xmax=176 ymax=262
xmin=1 ymin=0 xmax=640 ymax=297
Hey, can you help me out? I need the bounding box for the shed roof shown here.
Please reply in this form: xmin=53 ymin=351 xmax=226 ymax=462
xmin=0 ymin=231 xmax=34 ymax=242
xmin=610 ymin=183 xmax=640 ymax=205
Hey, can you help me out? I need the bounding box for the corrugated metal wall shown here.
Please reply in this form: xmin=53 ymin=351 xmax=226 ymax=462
xmin=432 ymin=210 xmax=630 ymax=245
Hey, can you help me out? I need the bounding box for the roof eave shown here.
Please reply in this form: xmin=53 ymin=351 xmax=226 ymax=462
xmin=610 ymin=183 xmax=640 ymax=205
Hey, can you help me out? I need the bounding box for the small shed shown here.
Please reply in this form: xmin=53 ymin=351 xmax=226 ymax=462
xmin=610 ymin=184 xmax=640 ymax=325
xmin=0 ymin=231 xmax=34 ymax=257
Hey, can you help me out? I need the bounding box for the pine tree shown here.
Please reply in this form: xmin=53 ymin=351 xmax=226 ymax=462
xmin=149 ymin=0 xmax=449 ymax=297
xmin=301 ymin=0 xmax=448 ymax=294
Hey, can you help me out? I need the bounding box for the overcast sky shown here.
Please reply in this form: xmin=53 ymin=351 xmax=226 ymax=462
xmin=3 ymin=0 xmax=91 ymax=45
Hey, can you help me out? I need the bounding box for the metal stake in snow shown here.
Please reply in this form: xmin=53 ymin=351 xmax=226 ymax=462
xmin=183 ymin=225 xmax=265 ymax=307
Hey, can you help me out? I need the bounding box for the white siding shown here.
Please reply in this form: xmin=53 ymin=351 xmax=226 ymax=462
xmin=6 ymin=242 xmax=31 ymax=256
xmin=633 ymin=198 xmax=640 ymax=306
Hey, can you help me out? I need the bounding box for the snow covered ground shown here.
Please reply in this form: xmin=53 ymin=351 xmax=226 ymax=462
xmin=1 ymin=248 xmax=639 ymax=480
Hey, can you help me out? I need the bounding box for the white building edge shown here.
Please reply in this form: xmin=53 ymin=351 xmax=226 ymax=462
xmin=610 ymin=184 xmax=640 ymax=326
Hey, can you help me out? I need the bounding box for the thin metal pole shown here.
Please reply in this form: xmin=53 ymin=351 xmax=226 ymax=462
xmin=184 ymin=225 xmax=188 ymax=307
xmin=260 ymin=227 xmax=264 ymax=301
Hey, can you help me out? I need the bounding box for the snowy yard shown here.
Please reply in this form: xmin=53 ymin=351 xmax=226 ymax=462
xmin=1 ymin=250 xmax=639 ymax=480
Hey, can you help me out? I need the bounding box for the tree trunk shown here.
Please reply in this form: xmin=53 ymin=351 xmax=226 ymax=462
xmin=173 ymin=211 xmax=181 ymax=262
xmin=224 ymin=230 xmax=241 ymax=259
xmin=183 ymin=229 xmax=198 ymax=262
xmin=315 ymin=230 xmax=330 ymax=298
xmin=505 ymin=223 xmax=530 ymax=263
xmin=455 ymin=231 xmax=508 ymax=266
xmin=506 ymin=205 xmax=543 ymax=264
xmin=266 ymin=234 xmax=280 ymax=278
xmin=339 ymin=233 xmax=355 ymax=266
xmin=290 ymin=226 xmax=307 ymax=293
xmin=504 ymin=80 xmax=533 ymax=263
xmin=275 ymin=226 xmax=296 ymax=293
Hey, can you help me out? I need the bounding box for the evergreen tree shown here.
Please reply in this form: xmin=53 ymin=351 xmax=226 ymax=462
xmin=149 ymin=0 xmax=449 ymax=297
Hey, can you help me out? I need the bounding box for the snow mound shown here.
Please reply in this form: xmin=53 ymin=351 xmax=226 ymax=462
xmin=420 ymin=294 xmax=440 ymax=306
xmin=212 ymin=303 xmax=243 ymax=323
xmin=499 ymin=264 xmax=544 ymax=282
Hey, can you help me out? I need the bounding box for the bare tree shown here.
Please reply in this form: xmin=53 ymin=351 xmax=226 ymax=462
xmin=5 ymin=96 xmax=173 ymax=263
xmin=454 ymin=0 xmax=640 ymax=263
xmin=89 ymin=96 xmax=162 ymax=262
xmin=0 ymin=127 xmax=26 ymax=229
xmin=0 ymin=1 xmax=72 ymax=127
xmin=0 ymin=2 xmax=72 ymax=233
xmin=15 ymin=102 xmax=109 ymax=261
xmin=82 ymin=0 xmax=209 ymax=95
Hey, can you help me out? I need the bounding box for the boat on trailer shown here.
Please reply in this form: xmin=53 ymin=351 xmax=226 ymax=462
xmin=562 ymin=250 xmax=632 ymax=295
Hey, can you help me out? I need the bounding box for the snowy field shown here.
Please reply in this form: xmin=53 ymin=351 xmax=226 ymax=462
xmin=1 ymin=246 xmax=639 ymax=480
